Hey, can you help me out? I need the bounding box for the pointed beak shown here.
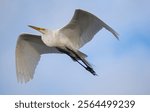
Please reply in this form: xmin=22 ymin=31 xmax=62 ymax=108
xmin=28 ymin=25 xmax=46 ymax=34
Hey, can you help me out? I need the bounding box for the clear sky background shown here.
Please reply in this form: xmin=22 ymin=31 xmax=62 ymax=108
xmin=0 ymin=0 xmax=150 ymax=94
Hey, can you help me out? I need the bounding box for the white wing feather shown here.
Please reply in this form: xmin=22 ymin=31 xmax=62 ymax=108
xmin=16 ymin=34 xmax=59 ymax=83
xmin=60 ymin=9 xmax=119 ymax=49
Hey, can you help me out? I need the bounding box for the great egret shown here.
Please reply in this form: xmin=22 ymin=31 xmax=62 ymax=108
xmin=16 ymin=9 xmax=119 ymax=83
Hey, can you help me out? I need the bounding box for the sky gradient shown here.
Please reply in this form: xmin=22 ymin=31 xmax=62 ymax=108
xmin=0 ymin=0 xmax=150 ymax=94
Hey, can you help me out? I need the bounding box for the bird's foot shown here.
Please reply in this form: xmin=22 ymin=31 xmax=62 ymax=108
xmin=86 ymin=66 xmax=98 ymax=76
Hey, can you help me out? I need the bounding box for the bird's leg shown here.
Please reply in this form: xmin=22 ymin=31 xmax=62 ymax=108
xmin=65 ymin=47 xmax=97 ymax=76
xmin=76 ymin=60 xmax=97 ymax=76
xmin=67 ymin=54 xmax=97 ymax=75
xmin=85 ymin=66 xmax=97 ymax=76
xmin=56 ymin=47 xmax=97 ymax=75
xmin=75 ymin=60 xmax=87 ymax=69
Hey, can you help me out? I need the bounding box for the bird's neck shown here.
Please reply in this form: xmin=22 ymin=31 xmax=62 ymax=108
xmin=41 ymin=30 xmax=58 ymax=47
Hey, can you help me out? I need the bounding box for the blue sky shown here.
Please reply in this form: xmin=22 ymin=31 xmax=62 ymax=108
xmin=0 ymin=0 xmax=150 ymax=94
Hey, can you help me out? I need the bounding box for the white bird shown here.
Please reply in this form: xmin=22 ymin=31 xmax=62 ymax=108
xmin=16 ymin=9 xmax=119 ymax=83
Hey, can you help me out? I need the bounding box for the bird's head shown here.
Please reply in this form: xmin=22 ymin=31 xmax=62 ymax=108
xmin=28 ymin=25 xmax=48 ymax=34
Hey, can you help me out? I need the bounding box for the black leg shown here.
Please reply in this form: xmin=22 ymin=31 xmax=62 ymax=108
xmin=65 ymin=47 xmax=97 ymax=76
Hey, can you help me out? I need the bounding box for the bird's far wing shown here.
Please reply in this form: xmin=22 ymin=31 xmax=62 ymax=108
xmin=60 ymin=9 xmax=119 ymax=49
xmin=16 ymin=34 xmax=59 ymax=83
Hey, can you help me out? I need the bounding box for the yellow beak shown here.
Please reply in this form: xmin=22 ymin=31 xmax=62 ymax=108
xmin=28 ymin=25 xmax=46 ymax=34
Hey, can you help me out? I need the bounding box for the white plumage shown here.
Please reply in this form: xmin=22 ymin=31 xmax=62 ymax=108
xmin=16 ymin=9 xmax=119 ymax=83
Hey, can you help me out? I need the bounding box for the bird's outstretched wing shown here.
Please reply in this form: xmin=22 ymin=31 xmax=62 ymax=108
xmin=16 ymin=34 xmax=59 ymax=83
xmin=60 ymin=9 xmax=119 ymax=49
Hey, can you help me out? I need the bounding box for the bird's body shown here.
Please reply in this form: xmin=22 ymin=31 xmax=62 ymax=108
xmin=41 ymin=30 xmax=74 ymax=49
xmin=16 ymin=9 xmax=119 ymax=83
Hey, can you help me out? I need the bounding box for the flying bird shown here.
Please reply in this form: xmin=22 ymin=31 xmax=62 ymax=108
xmin=16 ymin=9 xmax=119 ymax=83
